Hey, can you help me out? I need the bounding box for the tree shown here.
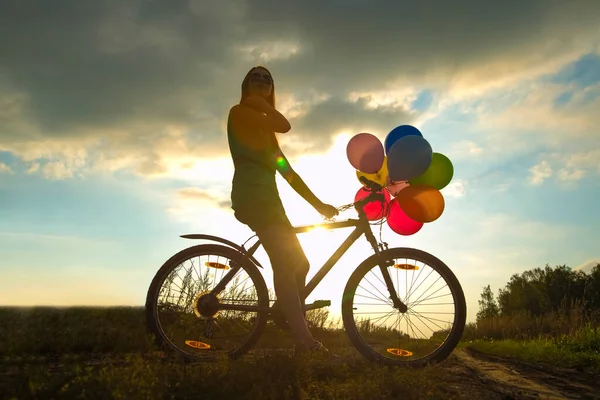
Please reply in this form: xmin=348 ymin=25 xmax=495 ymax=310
xmin=584 ymin=263 xmax=600 ymax=310
xmin=476 ymin=284 xmax=499 ymax=323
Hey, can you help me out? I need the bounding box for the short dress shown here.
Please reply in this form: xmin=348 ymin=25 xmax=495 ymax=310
xmin=227 ymin=105 xmax=292 ymax=231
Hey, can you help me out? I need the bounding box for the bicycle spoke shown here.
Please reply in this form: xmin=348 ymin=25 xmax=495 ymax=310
xmin=407 ymin=311 xmax=453 ymax=326
xmin=354 ymin=311 xmax=397 ymax=314
xmin=410 ymin=275 xmax=443 ymax=306
xmin=354 ymin=293 xmax=393 ymax=304
xmin=372 ymin=310 xmax=398 ymax=330
xmin=409 ymin=292 xmax=452 ymax=308
xmin=405 ymin=313 xmax=428 ymax=339
xmin=408 ymin=310 xmax=446 ymax=333
xmin=405 ymin=268 xmax=434 ymax=304
xmin=362 ymin=310 xmax=396 ymax=324
xmin=412 ymin=312 xmax=454 ymax=315
xmin=357 ymin=283 xmax=393 ymax=306
xmin=404 ymin=260 xmax=425 ymax=303
xmin=363 ymin=274 xmax=395 ymax=306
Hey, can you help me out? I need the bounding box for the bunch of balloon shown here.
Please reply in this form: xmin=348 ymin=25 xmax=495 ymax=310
xmin=346 ymin=125 xmax=454 ymax=236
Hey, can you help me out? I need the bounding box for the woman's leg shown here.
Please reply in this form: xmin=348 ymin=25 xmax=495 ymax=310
xmin=254 ymin=222 xmax=315 ymax=349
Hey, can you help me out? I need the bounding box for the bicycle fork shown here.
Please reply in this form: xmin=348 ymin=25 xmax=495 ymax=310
xmin=362 ymin=218 xmax=408 ymax=313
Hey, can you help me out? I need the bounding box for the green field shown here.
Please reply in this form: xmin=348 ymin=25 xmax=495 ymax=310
xmin=0 ymin=306 xmax=470 ymax=400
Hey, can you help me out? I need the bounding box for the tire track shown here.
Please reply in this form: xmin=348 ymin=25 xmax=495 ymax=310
xmin=454 ymin=348 xmax=600 ymax=400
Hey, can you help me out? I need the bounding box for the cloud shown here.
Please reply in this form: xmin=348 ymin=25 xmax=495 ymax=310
xmin=285 ymin=95 xmax=416 ymax=152
xmin=525 ymin=148 xmax=600 ymax=186
xmin=175 ymin=187 xmax=231 ymax=210
xmin=26 ymin=162 xmax=39 ymax=174
xmin=0 ymin=0 xmax=599 ymax=179
xmin=41 ymin=161 xmax=75 ymax=180
xmin=0 ymin=162 xmax=13 ymax=174
xmin=574 ymin=259 xmax=600 ymax=274
xmin=529 ymin=160 xmax=552 ymax=185
xmin=557 ymin=168 xmax=585 ymax=182
xmin=447 ymin=140 xmax=483 ymax=161
xmin=441 ymin=180 xmax=466 ymax=198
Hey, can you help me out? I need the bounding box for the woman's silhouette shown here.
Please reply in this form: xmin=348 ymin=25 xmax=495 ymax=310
xmin=227 ymin=66 xmax=338 ymax=354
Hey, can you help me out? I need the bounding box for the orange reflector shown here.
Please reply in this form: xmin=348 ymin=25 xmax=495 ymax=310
xmin=185 ymin=340 xmax=211 ymax=349
xmin=394 ymin=264 xmax=419 ymax=270
xmin=206 ymin=262 xmax=229 ymax=270
xmin=386 ymin=348 xmax=413 ymax=357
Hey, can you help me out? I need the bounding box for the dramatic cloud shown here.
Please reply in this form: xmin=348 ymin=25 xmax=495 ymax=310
xmin=1 ymin=0 xmax=599 ymax=179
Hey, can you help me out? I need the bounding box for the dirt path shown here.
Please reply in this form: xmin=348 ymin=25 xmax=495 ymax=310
xmin=453 ymin=348 xmax=600 ymax=399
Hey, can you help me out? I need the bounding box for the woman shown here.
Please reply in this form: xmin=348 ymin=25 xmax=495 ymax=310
xmin=227 ymin=66 xmax=338 ymax=354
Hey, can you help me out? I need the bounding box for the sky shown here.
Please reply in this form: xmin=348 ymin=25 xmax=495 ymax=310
xmin=1 ymin=0 xmax=599 ymax=324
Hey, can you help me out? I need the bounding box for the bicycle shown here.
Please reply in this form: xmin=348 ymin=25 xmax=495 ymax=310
xmin=145 ymin=177 xmax=466 ymax=367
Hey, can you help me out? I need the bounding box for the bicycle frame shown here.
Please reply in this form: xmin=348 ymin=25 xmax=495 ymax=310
xmin=184 ymin=207 xmax=408 ymax=314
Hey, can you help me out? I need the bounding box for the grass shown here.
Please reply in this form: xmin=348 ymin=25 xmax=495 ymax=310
xmin=461 ymin=303 xmax=600 ymax=372
xmin=5 ymin=305 xmax=600 ymax=398
xmin=465 ymin=334 xmax=600 ymax=372
xmin=2 ymin=350 xmax=456 ymax=400
xmin=0 ymin=306 xmax=468 ymax=400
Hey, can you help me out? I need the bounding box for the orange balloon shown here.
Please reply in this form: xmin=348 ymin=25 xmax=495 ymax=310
xmin=396 ymin=184 xmax=445 ymax=223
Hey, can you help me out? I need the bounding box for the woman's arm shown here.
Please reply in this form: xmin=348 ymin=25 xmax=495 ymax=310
xmin=239 ymin=96 xmax=291 ymax=133
xmin=275 ymin=151 xmax=338 ymax=218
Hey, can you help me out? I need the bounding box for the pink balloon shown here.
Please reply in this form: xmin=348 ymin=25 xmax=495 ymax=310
xmin=386 ymin=199 xmax=423 ymax=236
xmin=354 ymin=186 xmax=391 ymax=221
xmin=346 ymin=133 xmax=385 ymax=174
xmin=386 ymin=177 xmax=410 ymax=196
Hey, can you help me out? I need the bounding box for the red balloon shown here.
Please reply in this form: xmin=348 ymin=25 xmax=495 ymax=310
xmin=386 ymin=199 xmax=423 ymax=236
xmin=354 ymin=187 xmax=391 ymax=221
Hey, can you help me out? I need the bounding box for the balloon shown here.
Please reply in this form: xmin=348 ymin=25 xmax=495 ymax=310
xmin=387 ymin=135 xmax=433 ymax=181
xmin=346 ymin=133 xmax=385 ymax=174
xmin=384 ymin=125 xmax=423 ymax=154
xmin=409 ymin=153 xmax=454 ymax=190
xmin=354 ymin=186 xmax=391 ymax=221
xmin=396 ymin=184 xmax=445 ymax=223
xmin=387 ymin=199 xmax=423 ymax=236
xmin=357 ymin=156 xmax=388 ymax=187
xmin=385 ymin=176 xmax=410 ymax=196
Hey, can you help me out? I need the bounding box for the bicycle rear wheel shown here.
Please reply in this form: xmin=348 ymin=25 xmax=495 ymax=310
xmin=342 ymin=247 xmax=466 ymax=367
xmin=145 ymin=244 xmax=269 ymax=361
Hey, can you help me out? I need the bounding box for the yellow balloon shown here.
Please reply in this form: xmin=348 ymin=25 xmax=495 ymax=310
xmin=357 ymin=156 xmax=388 ymax=186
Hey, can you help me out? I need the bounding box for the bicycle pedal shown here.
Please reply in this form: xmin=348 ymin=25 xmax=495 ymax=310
xmin=304 ymin=300 xmax=331 ymax=310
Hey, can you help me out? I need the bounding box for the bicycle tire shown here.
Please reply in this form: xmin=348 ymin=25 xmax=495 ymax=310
xmin=342 ymin=247 xmax=466 ymax=367
xmin=145 ymin=244 xmax=269 ymax=361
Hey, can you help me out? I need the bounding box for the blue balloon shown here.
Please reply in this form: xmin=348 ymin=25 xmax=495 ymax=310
xmin=387 ymin=135 xmax=433 ymax=182
xmin=384 ymin=125 xmax=423 ymax=155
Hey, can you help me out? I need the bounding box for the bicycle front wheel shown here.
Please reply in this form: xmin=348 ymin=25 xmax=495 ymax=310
xmin=342 ymin=247 xmax=466 ymax=367
xmin=145 ymin=244 xmax=269 ymax=361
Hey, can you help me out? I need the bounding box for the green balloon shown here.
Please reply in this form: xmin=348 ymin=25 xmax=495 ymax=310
xmin=408 ymin=152 xmax=454 ymax=189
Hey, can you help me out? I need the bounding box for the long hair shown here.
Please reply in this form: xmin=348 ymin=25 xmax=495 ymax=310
xmin=240 ymin=65 xmax=276 ymax=108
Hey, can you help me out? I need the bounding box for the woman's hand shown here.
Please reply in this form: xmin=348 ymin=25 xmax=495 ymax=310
xmin=243 ymin=95 xmax=272 ymax=114
xmin=316 ymin=203 xmax=339 ymax=219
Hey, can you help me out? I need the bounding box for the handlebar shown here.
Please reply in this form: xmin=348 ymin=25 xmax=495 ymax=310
xmin=328 ymin=177 xmax=387 ymax=219
xmin=352 ymin=176 xmax=387 ymax=213
xmin=358 ymin=176 xmax=383 ymax=192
